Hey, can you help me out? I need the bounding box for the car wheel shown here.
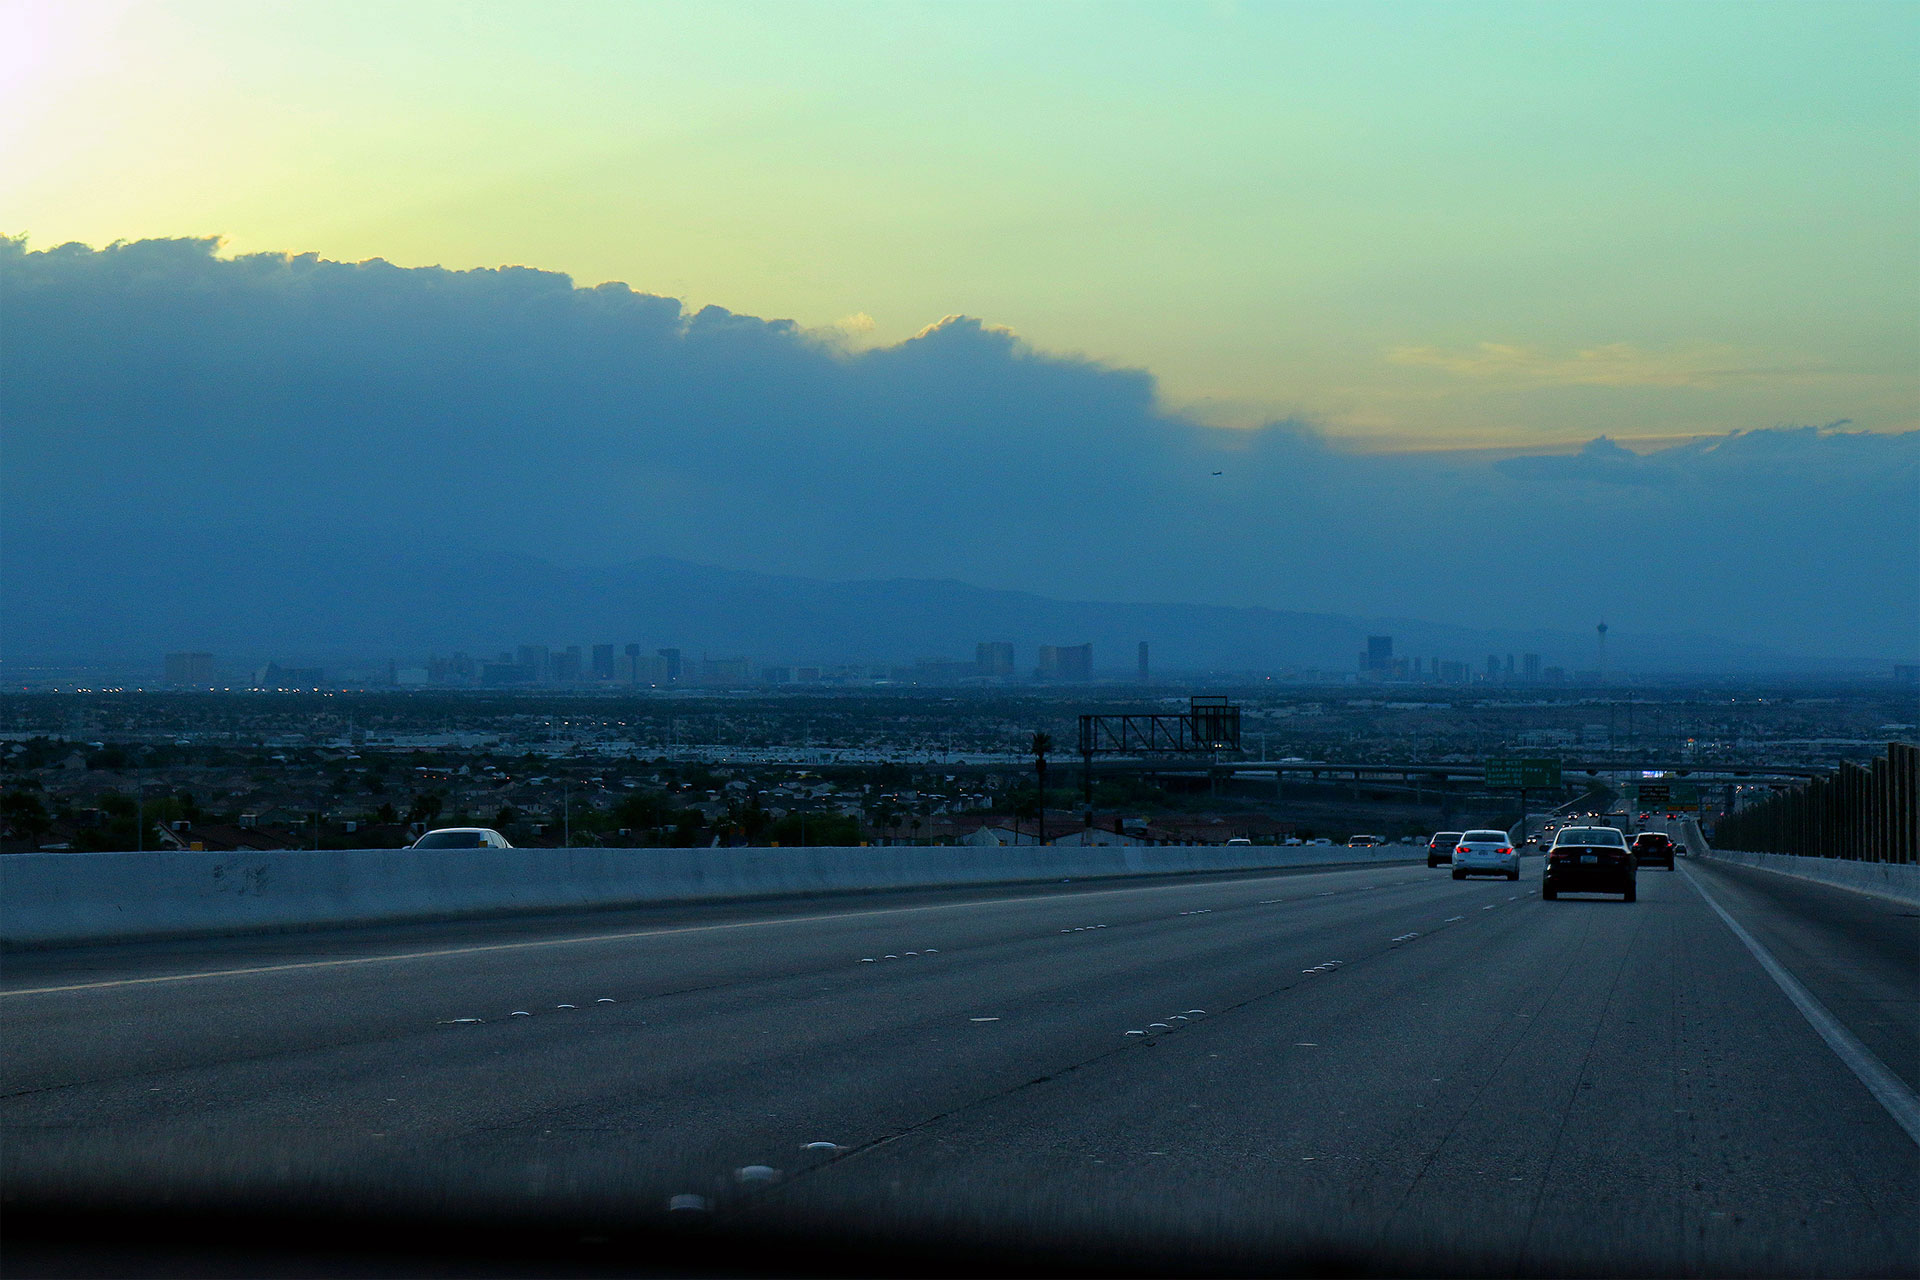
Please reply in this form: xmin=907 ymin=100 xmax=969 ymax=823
xmin=1623 ymin=883 xmax=1637 ymax=902
xmin=1508 ymin=868 xmax=1520 ymax=881
xmin=1451 ymin=869 xmax=1465 ymax=880
xmin=1542 ymin=885 xmax=1557 ymax=900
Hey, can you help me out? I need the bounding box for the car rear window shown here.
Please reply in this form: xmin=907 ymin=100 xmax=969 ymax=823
xmin=1431 ymin=832 xmax=1463 ymax=844
xmin=412 ymin=831 xmax=486 ymax=848
xmin=1555 ymin=827 xmax=1626 ymax=847
xmin=1463 ymin=830 xmax=1509 ymax=842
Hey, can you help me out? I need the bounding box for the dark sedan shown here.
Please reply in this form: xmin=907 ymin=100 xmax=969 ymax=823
xmin=1630 ymin=831 xmax=1677 ymax=870
xmin=1543 ymin=826 xmax=1636 ymax=901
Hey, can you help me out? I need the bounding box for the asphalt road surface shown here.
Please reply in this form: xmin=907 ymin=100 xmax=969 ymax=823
xmin=4 ymin=855 xmax=1915 ymax=1276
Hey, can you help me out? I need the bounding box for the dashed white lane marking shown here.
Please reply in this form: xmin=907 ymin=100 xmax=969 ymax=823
xmin=1444 ymin=915 xmax=1466 ymax=923
xmin=1392 ymin=933 xmax=1420 ymax=943
xmin=7 ymin=872 xmax=1406 ymax=998
xmin=1682 ymin=864 xmax=1920 ymax=1148
xmin=1482 ymin=904 xmax=1498 ymax=910
xmin=969 ymin=1016 xmax=1000 ymax=1023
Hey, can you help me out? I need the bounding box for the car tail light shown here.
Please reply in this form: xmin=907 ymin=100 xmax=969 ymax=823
xmin=1500 ymin=847 xmax=1513 ymax=855
xmin=1456 ymin=845 xmax=1469 ymax=854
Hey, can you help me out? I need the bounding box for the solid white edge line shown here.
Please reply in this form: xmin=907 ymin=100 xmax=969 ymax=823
xmin=1682 ymin=862 xmax=1920 ymax=1148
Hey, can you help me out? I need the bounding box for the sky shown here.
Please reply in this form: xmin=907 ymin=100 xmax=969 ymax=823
xmin=4 ymin=0 xmax=1915 ymax=449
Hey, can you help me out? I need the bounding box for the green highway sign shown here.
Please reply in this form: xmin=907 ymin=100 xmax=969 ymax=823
xmin=1633 ymin=780 xmax=1698 ymax=809
xmin=1485 ymin=757 xmax=1562 ymax=789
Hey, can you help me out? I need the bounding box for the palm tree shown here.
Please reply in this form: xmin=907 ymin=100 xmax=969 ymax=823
xmin=1031 ymin=732 xmax=1053 ymax=845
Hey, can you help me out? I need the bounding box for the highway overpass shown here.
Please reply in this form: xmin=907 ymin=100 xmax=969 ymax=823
xmin=3 ymin=850 xmax=1914 ymax=1274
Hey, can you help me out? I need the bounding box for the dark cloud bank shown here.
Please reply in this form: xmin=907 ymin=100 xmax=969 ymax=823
xmin=3 ymin=236 xmax=1914 ymax=672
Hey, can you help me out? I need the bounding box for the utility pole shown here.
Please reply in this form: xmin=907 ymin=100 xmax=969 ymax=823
xmin=1031 ymin=732 xmax=1052 ymax=847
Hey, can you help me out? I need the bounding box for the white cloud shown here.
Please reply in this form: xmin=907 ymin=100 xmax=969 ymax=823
xmin=1387 ymin=341 xmax=1834 ymax=391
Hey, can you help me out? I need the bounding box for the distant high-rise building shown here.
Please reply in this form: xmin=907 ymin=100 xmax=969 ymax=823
xmin=257 ymin=662 xmax=324 ymax=689
xmin=1486 ymin=654 xmax=1501 ymax=680
xmin=591 ymin=644 xmax=616 ymax=680
xmin=551 ymin=647 xmax=583 ymax=683
xmin=1523 ymin=653 xmax=1542 ymax=682
xmin=624 ymin=643 xmax=642 ymax=682
xmin=975 ymin=641 xmax=1015 ymax=677
xmin=1505 ymin=654 xmax=1516 ymax=677
xmin=700 ymin=656 xmax=752 ymax=684
xmin=657 ymin=648 xmax=683 ymax=681
xmin=1138 ymin=641 xmax=1150 ymax=682
xmin=1037 ymin=643 xmax=1092 ymax=680
xmin=516 ymin=645 xmax=550 ymax=682
xmin=1365 ymin=635 xmax=1393 ymax=672
xmin=163 ymin=652 xmax=215 ymax=685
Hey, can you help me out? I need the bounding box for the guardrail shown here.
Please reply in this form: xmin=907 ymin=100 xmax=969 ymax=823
xmin=1710 ymin=743 xmax=1916 ymax=864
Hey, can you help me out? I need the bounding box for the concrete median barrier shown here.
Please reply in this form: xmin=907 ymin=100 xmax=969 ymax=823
xmin=1692 ymin=844 xmax=1920 ymax=907
xmin=0 ymin=842 xmax=1423 ymax=949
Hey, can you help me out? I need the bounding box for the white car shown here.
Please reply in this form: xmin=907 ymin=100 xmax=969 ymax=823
xmin=1451 ymin=828 xmax=1519 ymax=880
xmin=409 ymin=827 xmax=513 ymax=849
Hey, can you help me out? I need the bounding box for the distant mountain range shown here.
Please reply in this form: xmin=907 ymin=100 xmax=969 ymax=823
xmin=3 ymin=542 xmax=1822 ymax=676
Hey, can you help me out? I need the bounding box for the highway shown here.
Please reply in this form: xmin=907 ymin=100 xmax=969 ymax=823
xmin=4 ymin=855 xmax=1915 ymax=1276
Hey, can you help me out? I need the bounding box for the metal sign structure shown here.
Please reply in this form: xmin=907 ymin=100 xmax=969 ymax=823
xmin=1078 ymin=696 xmax=1242 ymax=758
xmin=1485 ymin=757 xmax=1563 ymax=790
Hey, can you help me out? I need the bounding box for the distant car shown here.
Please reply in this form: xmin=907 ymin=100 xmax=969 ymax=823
xmin=1225 ymin=836 xmax=1253 ymax=846
xmin=1427 ymin=831 xmax=1464 ymax=869
xmin=1630 ymin=831 xmax=1677 ymax=870
xmin=1281 ymin=836 xmax=1304 ymax=846
xmin=1452 ymin=829 xmax=1520 ymax=881
xmin=409 ymin=827 xmax=513 ymax=849
xmin=1544 ymin=826 xmax=1635 ymax=901
xmin=1346 ymin=834 xmax=1383 ymax=848
xmin=1306 ymin=837 xmax=1333 ymax=846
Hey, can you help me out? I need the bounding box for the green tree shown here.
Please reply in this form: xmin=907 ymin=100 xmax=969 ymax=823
xmin=1030 ymin=732 xmax=1053 ymax=844
xmin=2 ymin=790 xmax=51 ymax=843
xmin=768 ymin=812 xmax=859 ymax=847
xmin=614 ymin=790 xmax=673 ymax=831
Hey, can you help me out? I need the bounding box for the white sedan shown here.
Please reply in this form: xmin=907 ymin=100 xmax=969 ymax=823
xmin=1451 ymin=829 xmax=1520 ymax=880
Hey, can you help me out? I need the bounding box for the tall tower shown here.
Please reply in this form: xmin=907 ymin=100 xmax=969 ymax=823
xmin=1596 ymin=622 xmax=1609 ymax=684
